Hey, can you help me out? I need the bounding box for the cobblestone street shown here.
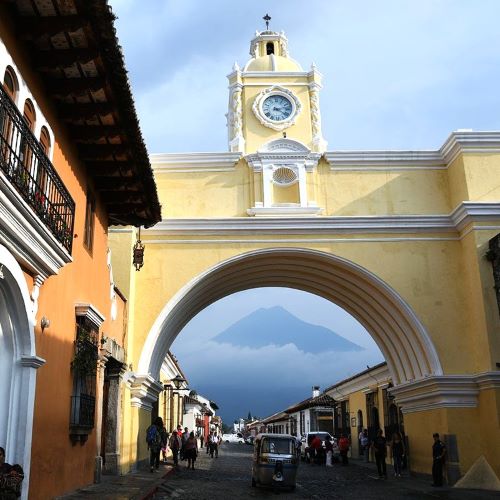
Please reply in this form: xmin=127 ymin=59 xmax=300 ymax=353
xmin=151 ymin=444 xmax=497 ymax=499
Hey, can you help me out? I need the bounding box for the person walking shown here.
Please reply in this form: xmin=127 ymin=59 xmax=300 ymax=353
xmin=391 ymin=431 xmax=405 ymax=477
xmin=209 ymin=432 xmax=219 ymax=458
xmin=325 ymin=435 xmax=334 ymax=467
xmin=146 ymin=417 xmax=164 ymax=472
xmin=339 ymin=434 xmax=350 ymax=466
xmin=309 ymin=435 xmax=322 ymax=464
xmin=160 ymin=426 xmax=169 ymax=463
xmin=360 ymin=429 xmax=370 ymax=463
xmin=372 ymin=429 xmax=388 ymax=479
xmin=184 ymin=431 xmax=198 ymax=470
xmin=206 ymin=432 xmax=211 ymax=454
xmin=169 ymin=429 xmax=182 ymax=466
xmin=431 ymin=433 xmax=446 ymax=487
xmin=180 ymin=427 xmax=189 ymax=461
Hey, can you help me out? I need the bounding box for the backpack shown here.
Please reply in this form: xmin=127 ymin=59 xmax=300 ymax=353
xmin=146 ymin=425 xmax=161 ymax=446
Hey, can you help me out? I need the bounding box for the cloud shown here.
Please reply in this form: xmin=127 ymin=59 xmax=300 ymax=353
xmin=110 ymin=0 xmax=500 ymax=152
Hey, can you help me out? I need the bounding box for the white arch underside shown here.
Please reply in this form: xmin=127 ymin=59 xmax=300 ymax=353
xmin=138 ymin=248 xmax=442 ymax=385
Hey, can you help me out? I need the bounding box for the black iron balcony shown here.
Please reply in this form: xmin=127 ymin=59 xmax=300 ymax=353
xmin=0 ymin=85 xmax=75 ymax=252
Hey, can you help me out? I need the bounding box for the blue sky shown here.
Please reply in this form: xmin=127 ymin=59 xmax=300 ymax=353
xmin=110 ymin=0 xmax=500 ymax=153
xmin=109 ymin=1 xmax=500 ymax=422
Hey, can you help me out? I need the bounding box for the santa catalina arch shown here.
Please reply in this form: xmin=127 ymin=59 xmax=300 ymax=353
xmin=111 ymin=28 xmax=500 ymax=479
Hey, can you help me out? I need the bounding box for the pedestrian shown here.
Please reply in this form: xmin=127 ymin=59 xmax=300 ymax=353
xmin=309 ymin=434 xmax=322 ymax=464
xmin=360 ymin=429 xmax=370 ymax=463
xmin=372 ymin=429 xmax=388 ymax=479
xmin=338 ymin=433 xmax=350 ymax=466
xmin=391 ymin=431 xmax=405 ymax=477
xmin=206 ymin=431 xmax=211 ymax=454
xmin=209 ymin=432 xmax=219 ymax=458
xmin=431 ymin=433 xmax=446 ymax=487
xmin=160 ymin=425 xmax=169 ymax=463
xmin=169 ymin=429 xmax=182 ymax=466
xmin=184 ymin=431 xmax=198 ymax=470
xmin=325 ymin=435 xmax=333 ymax=467
xmin=200 ymin=434 xmax=204 ymax=448
xmin=180 ymin=426 xmax=189 ymax=460
xmin=146 ymin=417 xmax=164 ymax=472
xmin=0 ymin=447 xmax=24 ymax=500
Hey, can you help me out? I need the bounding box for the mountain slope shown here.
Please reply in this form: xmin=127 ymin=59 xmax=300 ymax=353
xmin=213 ymin=306 xmax=363 ymax=353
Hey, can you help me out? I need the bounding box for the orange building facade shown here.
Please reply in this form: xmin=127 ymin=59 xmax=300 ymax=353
xmin=0 ymin=1 xmax=160 ymax=499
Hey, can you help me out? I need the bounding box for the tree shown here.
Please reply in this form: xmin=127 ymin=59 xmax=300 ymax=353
xmin=247 ymin=411 xmax=252 ymax=421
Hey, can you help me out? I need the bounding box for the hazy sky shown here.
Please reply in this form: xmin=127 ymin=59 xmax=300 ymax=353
xmin=108 ymin=1 xmax=500 ymax=422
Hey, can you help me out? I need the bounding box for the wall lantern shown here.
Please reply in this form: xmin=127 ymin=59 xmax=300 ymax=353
xmin=171 ymin=374 xmax=186 ymax=390
xmin=132 ymin=227 xmax=145 ymax=271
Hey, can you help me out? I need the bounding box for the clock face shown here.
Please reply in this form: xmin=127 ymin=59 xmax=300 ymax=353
xmin=262 ymin=95 xmax=293 ymax=122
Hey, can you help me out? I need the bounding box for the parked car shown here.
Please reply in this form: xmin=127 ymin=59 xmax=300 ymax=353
xmin=222 ymin=432 xmax=245 ymax=444
xmin=300 ymin=432 xmax=340 ymax=462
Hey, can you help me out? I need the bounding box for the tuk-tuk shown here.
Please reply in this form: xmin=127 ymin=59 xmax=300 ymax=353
xmin=251 ymin=433 xmax=299 ymax=491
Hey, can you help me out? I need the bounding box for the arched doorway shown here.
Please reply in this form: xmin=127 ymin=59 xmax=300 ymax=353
xmin=138 ymin=248 xmax=442 ymax=384
xmin=0 ymin=244 xmax=44 ymax=499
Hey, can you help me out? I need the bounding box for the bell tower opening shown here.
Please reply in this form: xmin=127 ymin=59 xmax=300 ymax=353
xmin=266 ymin=42 xmax=275 ymax=55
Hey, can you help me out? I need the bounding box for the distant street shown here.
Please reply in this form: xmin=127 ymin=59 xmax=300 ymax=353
xmin=151 ymin=443 xmax=496 ymax=499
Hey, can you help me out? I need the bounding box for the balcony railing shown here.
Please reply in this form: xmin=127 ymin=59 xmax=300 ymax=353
xmin=0 ymin=85 xmax=75 ymax=252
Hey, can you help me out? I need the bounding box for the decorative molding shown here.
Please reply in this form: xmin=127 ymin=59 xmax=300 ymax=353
xmin=75 ymin=303 xmax=106 ymax=328
xmin=128 ymin=374 xmax=163 ymax=411
xmin=389 ymin=372 xmax=500 ymax=413
xmin=0 ymin=173 xmax=72 ymax=278
xmin=242 ymin=71 xmax=309 ymax=78
xmin=150 ymin=152 xmax=241 ymax=173
xmin=325 ymin=131 xmax=500 ymax=170
xmin=143 ymin=202 xmax=500 ymax=236
xmin=245 ymin=139 xmax=321 ymax=173
xmin=252 ymin=86 xmax=302 ymax=132
xmin=30 ymin=275 xmax=44 ymax=320
xmin=19 ymin=355 xmax=46 ymax=369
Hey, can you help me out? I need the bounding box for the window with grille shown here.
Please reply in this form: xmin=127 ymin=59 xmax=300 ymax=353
xmin=70 ymin=315 xmax=99 ymax=442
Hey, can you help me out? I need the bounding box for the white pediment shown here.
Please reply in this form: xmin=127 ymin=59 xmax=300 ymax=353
xmin=259 ymin=138 xmax=310 ymax=153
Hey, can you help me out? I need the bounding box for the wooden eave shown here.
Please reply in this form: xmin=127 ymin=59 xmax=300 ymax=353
xmin=6 ymin=0 xmax=161 ymax=227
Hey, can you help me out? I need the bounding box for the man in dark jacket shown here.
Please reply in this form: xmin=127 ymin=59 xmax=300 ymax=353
xmin=432 ymin=433 xmax=446 ymax=486
xmin=372 ymin=429 xmax=387 ymax=479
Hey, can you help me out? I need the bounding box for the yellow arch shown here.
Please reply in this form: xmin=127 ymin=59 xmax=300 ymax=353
xmin=138 ymin=247 xmax=442 ymax=385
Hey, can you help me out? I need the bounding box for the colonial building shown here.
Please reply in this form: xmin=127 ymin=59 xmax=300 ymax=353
xmin=0 ymin=1 xmax=160 ymax=498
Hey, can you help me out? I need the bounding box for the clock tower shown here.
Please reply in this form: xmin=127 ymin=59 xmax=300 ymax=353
xmin=227 ymin=27 xmax=327 ymax=155
xmin=227 ymin=24 xmax=327 ymax=215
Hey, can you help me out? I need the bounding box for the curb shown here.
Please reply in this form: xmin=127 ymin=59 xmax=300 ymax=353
xmin=139 ymin=466 xmax=176 ymax=500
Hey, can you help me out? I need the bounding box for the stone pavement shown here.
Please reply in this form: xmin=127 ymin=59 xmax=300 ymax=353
xmin=149 ymin=443 xmax=499 ymax=499
xmin=55 ymin=462 xmax=173 ymax=500
xmin=55 ymin=445 xmax=499 ymax=500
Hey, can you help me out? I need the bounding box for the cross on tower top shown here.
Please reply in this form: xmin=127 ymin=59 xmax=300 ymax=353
xmin=263 ymin=13 xmax=271 ymax=30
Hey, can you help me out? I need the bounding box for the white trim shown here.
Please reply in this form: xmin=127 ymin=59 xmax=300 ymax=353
xmin=325 ymin=131 xmax=500 ymax=169
xmin=75 ymin=303 xmax=106 ymax=328
xmin=143 ymin=202 xmax=500 ymax=236
xmin=242 ymin=71 xmax=309 ymax=78
xmin=0 ymin=244 xmax=45 ymax=500
xmin=389 ymin=373 xmax=500 ymax=413
xmin=0 ymin=173 xmax=72 ymax=278
xmin=128 ymin=374 xmax=163 ymax=411
xmin=138 ymin=247 xmax=442 ymax=386
xmin=150 ymin=152 xmax=241 ymax=172
xmin=325 ymin=365 xmax=391 ymax=397
xmin=143 ymin=237 xmax=460 ymax=245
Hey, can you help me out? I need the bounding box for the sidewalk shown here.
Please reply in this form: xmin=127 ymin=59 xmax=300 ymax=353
xmin=55 ymin=462 xmax=174 ymax=500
